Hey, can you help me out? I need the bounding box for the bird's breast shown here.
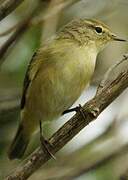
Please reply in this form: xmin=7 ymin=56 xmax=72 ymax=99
xmin=39 ymin=44 xmax=97 ymax=117
xmin=24 ymin=42 xmax=97 ymax=122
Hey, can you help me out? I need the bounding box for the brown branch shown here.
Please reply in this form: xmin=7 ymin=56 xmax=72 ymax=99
xmin=58 ymin=120 xmax=128 ymax=180
xmin=96 ymin=54 xmax=128 ymax=95
xmin=0 ymin=16 xmax=31 ymax=66
xmin=30 ymin=119 xmax=128 ymax=180
xmin=41 ymin=0 xmax=64 ymax=41
xmin=0 ymin=0 xmax=81 ymax=37
xmin=0 ymin=0 xmax=24 ymax=21
xmin=30 ymin=119 xmax=117 ymax=180
xmin=0 ymin=1 xmax=42 ymax=66
xmin=0 ymin=0 xmax=81 ymax=66
xmin=5 ymin=55 xmax=128 ymax=180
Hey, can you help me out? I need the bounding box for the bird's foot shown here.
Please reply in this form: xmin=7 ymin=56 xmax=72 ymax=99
xmin=40 ymin=135 xmax=56 ymax=160
xmin=63 ymin=104 xmax=86 ymax=120
xmin=39 ymin=120 xmax=56 ymax=160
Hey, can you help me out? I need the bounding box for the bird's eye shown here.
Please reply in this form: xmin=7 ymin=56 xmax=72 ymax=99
xmin=95 ymin=26 xmax=103 ymax=34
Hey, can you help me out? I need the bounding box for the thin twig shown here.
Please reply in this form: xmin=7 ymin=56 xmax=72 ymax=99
xmin=96 ymin=54 xmax=128 ymax=95
xmin=41 ymin=0 xmax=64 ymax=41
xmin=0 ymin=3 xmax=41 ymax=66
xmin=0 ymin=97 xmax=20 ymax=117
xmin=0 ymin=0 xmax=24 ymax=21
xmin=0 ymin=0 xmax=81 ymax=67
xmin=5 ymin=54 xmax=128 ymax=180
xmin=0 ymin=23 xmax=21 ymax=37
xmin=32 ymin=0 xmax=81 ymax=28
xmin=0 ymin=0 xmax=81 ymax=37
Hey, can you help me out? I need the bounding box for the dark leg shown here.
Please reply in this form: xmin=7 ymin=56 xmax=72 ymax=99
xmin=62 ymin=107 xmax=80 ymax=114
xmin=39 ymin=120 xmax=56 ymax=160
xmin=62 ymin=104 xmax=86 ymax=120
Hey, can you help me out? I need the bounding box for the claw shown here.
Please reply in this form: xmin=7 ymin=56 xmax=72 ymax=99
xmin=76 ymin=104 xmax=86 ymax=120
xmin=62 ymin=104 xmax=86 ymax=120
xmin=39 ymin=120 xmax=56 ymax=160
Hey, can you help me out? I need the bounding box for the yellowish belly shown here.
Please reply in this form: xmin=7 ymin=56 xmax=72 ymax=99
xmin=38 ymin=57 xmax=95 ymax=120
xmin=23 ymin=42 xmax=97 ymax=124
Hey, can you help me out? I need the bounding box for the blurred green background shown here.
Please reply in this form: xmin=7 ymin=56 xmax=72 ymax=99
xmin=0 ymin=0 xmax=128 ymax=179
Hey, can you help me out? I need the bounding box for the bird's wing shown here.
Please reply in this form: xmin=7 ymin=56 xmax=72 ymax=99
xmin=21 ymin=52 xmax=37 ymax=109
xmin=20 ymin=41 xmax=54 ymax=110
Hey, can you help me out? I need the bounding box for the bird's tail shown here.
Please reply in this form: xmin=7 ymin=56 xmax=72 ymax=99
xmin=8 ymin=124 xmax=30 ymax=160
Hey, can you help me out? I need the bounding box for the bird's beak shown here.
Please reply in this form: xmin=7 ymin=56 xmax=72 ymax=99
xmin=112 ymin=34 xmax=127 ymax=42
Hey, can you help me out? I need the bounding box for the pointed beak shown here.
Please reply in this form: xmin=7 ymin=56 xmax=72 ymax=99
xmin=112 ymin=34 xmax=127 ymax=42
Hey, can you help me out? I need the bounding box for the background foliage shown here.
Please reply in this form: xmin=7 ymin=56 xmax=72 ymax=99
xmin=0 ymin=0 xmax=128 ymax=179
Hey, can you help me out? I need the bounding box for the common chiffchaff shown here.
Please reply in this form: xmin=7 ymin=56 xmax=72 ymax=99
xmin=8 ymin=19 xmax=126 ymax=159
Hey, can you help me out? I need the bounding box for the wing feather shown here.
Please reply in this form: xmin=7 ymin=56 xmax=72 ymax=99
xmin=20 ymin=52 xmax=37 ymax=109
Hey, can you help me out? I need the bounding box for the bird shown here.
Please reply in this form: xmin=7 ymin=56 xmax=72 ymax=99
xmin=8 ymin=18 xmax=126 ymax=159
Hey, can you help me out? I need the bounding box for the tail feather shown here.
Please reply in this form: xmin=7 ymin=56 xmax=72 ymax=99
xmin=8 ymin=124 xmax=29 ymax=160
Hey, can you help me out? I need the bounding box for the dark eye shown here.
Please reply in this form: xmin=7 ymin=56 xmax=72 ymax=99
xmin=95 ymin=26 xmax=102 ymax=34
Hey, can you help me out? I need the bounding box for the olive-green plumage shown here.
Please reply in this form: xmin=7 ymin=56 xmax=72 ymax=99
xmin=8 ymin=19 xmax=125 ymax=159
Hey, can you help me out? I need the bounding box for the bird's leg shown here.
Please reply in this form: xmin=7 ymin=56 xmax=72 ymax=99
xmin=62 ymin=104 xmax=86 ymax=120
xmin=39 ymin=120 xmax=56 ymax=160
xmin=62 ymin=107 xmax=79 ymax=114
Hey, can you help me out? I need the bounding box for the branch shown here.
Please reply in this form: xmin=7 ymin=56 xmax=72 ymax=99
xmin=96 ymin=54 xmax=128 ymax=95
xmin=29 ymin=119 xmax=128 ymax=180
xmin=0 ymin=96 xmax=20 ymax=117
xmin=0 ymin=1 xmax=42 ymax=66
xmin=0 ymin=0 xmax=81 ymax=37
xmin=0 ymin=16 xmax=31 ymax=66
xmin=58 ymin=121 xmax=128 ymax=180
xmin=29 ymin=120 xmax=117 ymax=180
xmin=0 ymin=0 xmax=24 ymax=21
xmin=5 ymin=54 xmax=128 ymax=180
xmin=0 ymin=0 xmax=81 ymax=66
